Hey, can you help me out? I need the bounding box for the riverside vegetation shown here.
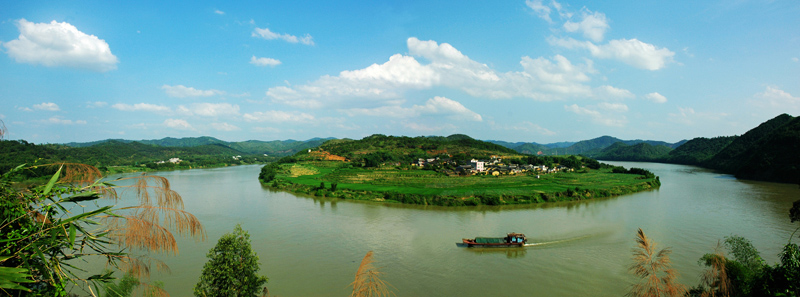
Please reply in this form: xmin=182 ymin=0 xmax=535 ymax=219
xmin=259 ymin=134 xmax=660 ymax=206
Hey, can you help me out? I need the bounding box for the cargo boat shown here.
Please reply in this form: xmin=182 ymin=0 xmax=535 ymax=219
xmin=459 ymin=233 xmax=527 ymax=247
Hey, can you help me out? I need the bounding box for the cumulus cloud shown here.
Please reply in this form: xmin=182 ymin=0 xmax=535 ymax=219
xmin=594 ymin=85 xmax=635 ymax=100
xmin=214 ymin=9 xmax=225 ymax=15
xmin=2 ymin=19 xmax=118 ymax=72
xmin=668 ymin=107 xmax=727 ymax=126
xmin=33 ymin=102 xmax=60 ymax=111
xmin=525 ymin=0 xmax=553 ymax=23
xmin=751 ymin=86 xmax=800 ymax=113
xmin=243 ymin=110 xmax=315 ymax=123
xmin=644 ymin=92 xmax=667 ymax=103
xmin=210 ymin=122 xmax=240 ymax=131
xmin=176 ymin=103 xmax=240 ymax=117
xmin=489 ymin=120 xmax=556 ymax=136
xmin=46 ymin=116 xmax=86 ymax=125
xmin=252 ymin=27 xmax=314 ymax=45
xmin=250 ymin=56 xmax=281 ymax=67
xmin=565 ymin=103 xmax=627 ymax=126
xmin=86 ymin=101 xmax=108 ymax=108
xmin=163 ymin=119 xmax=193 ymax=130
xmin=267 ymin=37 xmax=605 ymax=109
xmin=111 ymin=103 xmax=171 ymax=113
xmin=548 ymin=37 xmax=675 ymax=70
xmin=344 ymin=96 xmax=482 ymax=121
xmin=162 ymin=85 xmax=225 ymax=98
xmin=563 ymin=9 xmax=609 ymax=42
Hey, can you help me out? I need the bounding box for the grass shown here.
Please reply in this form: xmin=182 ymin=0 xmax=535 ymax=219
xmin=268 ymin=161 xmax=658 ymax=206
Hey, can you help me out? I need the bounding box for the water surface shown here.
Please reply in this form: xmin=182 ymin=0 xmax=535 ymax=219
xmin=109 ymin=162 xmax=798 ymax=296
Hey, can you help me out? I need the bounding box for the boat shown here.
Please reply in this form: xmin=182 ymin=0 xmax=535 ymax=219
xmin=458 ymin=233 xmax=527 ymax=247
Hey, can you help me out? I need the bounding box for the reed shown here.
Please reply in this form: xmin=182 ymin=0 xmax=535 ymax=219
xmin=628 ymin=228 xmax=686 ymax=297
xmin=350 ymin=251 xmax=393 ymax=297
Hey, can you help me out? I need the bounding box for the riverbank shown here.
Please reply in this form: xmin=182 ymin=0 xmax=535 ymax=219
xmin=260 ymin=161 xmax=660 ymax=206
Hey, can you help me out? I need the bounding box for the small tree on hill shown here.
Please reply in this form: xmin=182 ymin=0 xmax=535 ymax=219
xmin=194 ymin=224 xmax=268 ymax=297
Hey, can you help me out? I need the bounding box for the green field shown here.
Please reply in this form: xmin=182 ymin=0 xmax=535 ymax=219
xmin=262 ymin=160 xmax=660 ymax=206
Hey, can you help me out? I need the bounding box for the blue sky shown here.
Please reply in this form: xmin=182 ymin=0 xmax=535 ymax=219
xmin=1 ymin=0 xmax=798 ymax=144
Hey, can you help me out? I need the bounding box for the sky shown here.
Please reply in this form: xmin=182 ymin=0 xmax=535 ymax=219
xmin=1 ymin=0 xmax=798 ymax=144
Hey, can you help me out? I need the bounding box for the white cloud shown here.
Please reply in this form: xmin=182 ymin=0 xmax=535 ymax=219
xmin=177 ymin=103 xmax=240 ymax=117
xmin=111 ymin=103 xmax=171 ymax=113
xmin=18 ymin=107 xmax=33 ymax=112
xmin=792 ymin=57 xmax=799 ymax=62
xmin=2 ymin=19 xmax=118 ymax=72
xmin=267 ymin=37 xmax=603 ymax=109
xmin=214 ymin=9 xmax=225 ymax=15
xmin=594 ymin=85 xmax=635 ymax=99
xmin=252 ymin=27 xmax=314 ymax=45
xmin=668 ymin=107 xmax=727 ymax=126
xmin=563 ymin=9 xmax=609 ymax=42
xmin=525 ymin=0 xmax=553 ymax=23
xmin=162 ymin=85 xmax=224 ymax=98
xmin=548 ymin=37 xmax=675 ymax=70
xmin=86 ymin=101 xmax=108 ymax=108
xmin=564 ymin=103 xmax=627 ymax=126
xmin=243 ymin=110 xmax=315 ymax=123
xmin=210 ymin=122 xmax=240 ymax=131
xmin=250 ymin=56 xmax=281 ymax=67
xmin=33 ymin=102 xmax=60 ymax=111
xmin=752 ymin=86 xmax=800 ymax=110
xmin=489 ymin=121 xmax=556 ymax=136
xmin=597 ymin=102 xmax=629 ymax=112
xmin=644 ymin=92 xmax=668 ymax=103
xmin=163 ymin=119 xmax=193 ymax=130
xmin=46 ymin=116 xmax=86 ymax=125
xmin=344 ymin=96 xmax=482 ymax=122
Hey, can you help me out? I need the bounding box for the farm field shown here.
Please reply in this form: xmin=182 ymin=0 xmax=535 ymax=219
xmin=264 ymin=160 xmax=660 ymax=206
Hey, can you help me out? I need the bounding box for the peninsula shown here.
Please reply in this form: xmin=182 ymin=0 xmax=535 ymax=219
xmin=259 ymin=134 xmax=660 ymax=206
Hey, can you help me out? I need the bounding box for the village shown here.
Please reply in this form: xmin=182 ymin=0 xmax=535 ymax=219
xmin=414 ymin=157 xmax=575 ymax=176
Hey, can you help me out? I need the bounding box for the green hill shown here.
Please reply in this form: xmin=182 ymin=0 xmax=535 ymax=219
xmin=595 ymin=142 xmax=673 ymax=161
xmin=64 ymin=136 xmax=335 ymax=156
xmin=661 ymin=136 xmax=737 ymax=165
xmin=703 ymin=113 xmax=794 ymax=172
xmin=730 ymin=116 xmax=800 ymax=183
xmin=312 ymin=134 xmax=522 ymax=166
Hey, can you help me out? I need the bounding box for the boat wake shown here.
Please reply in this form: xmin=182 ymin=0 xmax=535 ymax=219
xmin=522 ymin=233 xmax=594 ymax=248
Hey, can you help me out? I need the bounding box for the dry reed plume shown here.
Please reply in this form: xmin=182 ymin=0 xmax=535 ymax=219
xmin=350 ymin=251 xmax=393 ymax=297
xmin=698 ymin=243 xmax=731 ymax=297
xmin=628 ymin=228 xmax=687 ymax=297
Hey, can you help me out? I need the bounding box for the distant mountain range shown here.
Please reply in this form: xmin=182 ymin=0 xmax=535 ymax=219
xmin=486 ymin=136 xmax=687 ymax=157
xmin=11 ymin=113 xmax=798 ymax=184
xmin=64 ymin=136 xmax=335 ymax=156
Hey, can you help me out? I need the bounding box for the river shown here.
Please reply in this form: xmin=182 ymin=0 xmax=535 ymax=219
xmin=103 ymin=161 xmax=798 ymax=296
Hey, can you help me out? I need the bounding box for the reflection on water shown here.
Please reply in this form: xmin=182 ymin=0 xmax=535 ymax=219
xmin=97 ymin=163 xmax=800 ymax=297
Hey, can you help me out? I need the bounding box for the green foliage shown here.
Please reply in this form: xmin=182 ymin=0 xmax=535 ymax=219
xmin=103 ymin=272 xmax=139 ymax=297
xmin=0 ymin=139 xmax=275 ymax=177
xmin=0 ymin=165 xmax=115 ymax=295
xmin=595 ymin=142 xmax=673 ymax=162
xmin=661 ymin=136 xmax=736 ymax=165
xmin=194 ymin=224 xmax=267 ymax=297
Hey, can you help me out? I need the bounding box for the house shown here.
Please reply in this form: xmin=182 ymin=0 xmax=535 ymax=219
xmin=470 ymin=159 xmax=485 ymax=172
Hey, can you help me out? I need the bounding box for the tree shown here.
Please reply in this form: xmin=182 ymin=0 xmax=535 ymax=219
xmin=0 ymin=163 xmax=204 ymax=296
xmin=350 ymin=251 xmax=392 ymax=297
xmin=194 ymin=224 xmax=268 ymax=297
xmin=628 ymin=228 xmax=687 ymax=297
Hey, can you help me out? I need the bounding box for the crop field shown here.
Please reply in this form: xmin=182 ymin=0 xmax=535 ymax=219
xmin=274 ymin=161 xmax=652 ymax=197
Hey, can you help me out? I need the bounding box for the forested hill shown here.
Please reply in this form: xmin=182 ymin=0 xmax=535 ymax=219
xmin=64 ymin=136 xmax=334 ymax=156
xmin=591 ymin=113 xmax=800 ymax=184
xmin=311 ymin=134 xmax=522 ymax=165
xmin=715 ymin=115 xmax=800 ymax=183
xmin=491 ymin=136 xmax=683 ymax=156
xmin=0 ymin=140 xmax=270 ymax=175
